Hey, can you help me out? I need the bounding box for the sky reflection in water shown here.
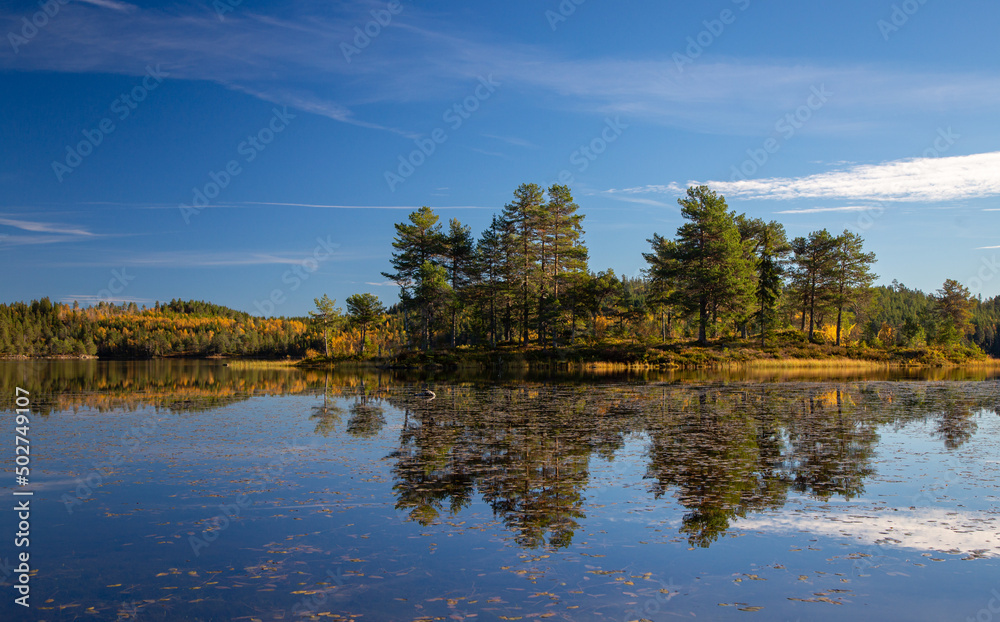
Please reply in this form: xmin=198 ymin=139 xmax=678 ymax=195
xmin=1 ymin=361 xmax=999 ymax=621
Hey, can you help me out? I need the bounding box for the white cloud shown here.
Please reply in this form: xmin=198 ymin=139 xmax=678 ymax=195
xmin=612 ymin=152 xmax=1000 ymax=204
xmin=738 ymin=507 xmax=1000 ymax=558
xmin=699 ymin=152 xmax=1000 ymax=202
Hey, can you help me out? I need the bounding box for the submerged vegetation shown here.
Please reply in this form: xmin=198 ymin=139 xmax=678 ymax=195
xmin=3 ymin=185 xmax=999 ymax=366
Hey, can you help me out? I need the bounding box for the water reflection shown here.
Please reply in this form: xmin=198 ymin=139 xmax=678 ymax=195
xmin=2 ymin=360 xmax=999 ymax=620
xmin=2 ymin=360 xmax=997 ymax=552
xmin=376 ymin=382 xmax=997 ymax=549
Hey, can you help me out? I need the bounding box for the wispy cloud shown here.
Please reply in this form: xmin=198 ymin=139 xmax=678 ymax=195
xmin=776 ymin=205 xmax=872 ymax=214
xmin=607 ymin=183 xmax=685 ymax=197
xmin=0 ymin=217 xmax=95 ymax=237
xmin=612 ymin=152 xmax=1000 ymax=204
xmin=2 ymin=4 xmax=999 ymax=135
xmin=52 ymin=250 xmax=343 ymax=269
xmin=76 ymin=0 xmax=138 ymax=12
xmin=603 ymin=194 xmax=675 ymax=209
xmin=242 ymin=202 xmax=493 ymax=210
xmin=481 ymin=133 xmax=539 ymax=149
xmin=0 ymin=234 xmax=72 ymax=247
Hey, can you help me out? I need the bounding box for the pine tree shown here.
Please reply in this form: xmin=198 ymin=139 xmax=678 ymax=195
xmin=309 ymin=294 xmax=343 ymax=357
xmin=501 ymin=183 xmax=545 ymax=345
xmin=791 ymin=229 xmax=839 ymax=341
xmin=543 ymin=184 xmax=588 ymax=345
xmin=932 ymin=279 xmax=974 ymax=344
xmin=346 ymin=293 xmax=385 ymax=356
xmin=829 ymin=231 xmax=877 ymax=345
xmin=382 ymin=207 xmax=445 ymax=347
xmin=740 ymin=220 xmax=791 ymax=347
xmin=414 ymin=262 xmax=453 ymax=350
xmin=476 ymin=215 xmax=510 ymax=346
xmin=442 ymin=218 xmax=476 ymax=347
xmin=645 ymin=186 xmax=754 ymax=345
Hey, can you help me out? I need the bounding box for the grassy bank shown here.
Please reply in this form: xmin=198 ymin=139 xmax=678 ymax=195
xmin=296 ymin=331 xmax=997 ymax=371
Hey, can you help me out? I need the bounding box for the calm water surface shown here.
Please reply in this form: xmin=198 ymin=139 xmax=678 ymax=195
xmin=1 ymin=361 xmax=999 ymax=621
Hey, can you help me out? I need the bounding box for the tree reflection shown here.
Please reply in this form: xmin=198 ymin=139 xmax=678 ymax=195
xmin=376 ymin=380 xmax=998 ymax=550
xmin=386 ymin=386 xmax=628 ymax=549
xmin=310 ymin=373 xmax=345 ymax=436
xmin=645 ymin=389 xmax=789 ymax=547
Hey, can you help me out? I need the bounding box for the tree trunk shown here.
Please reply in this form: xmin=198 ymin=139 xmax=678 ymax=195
xmin=698 ymin=294 xmax=708 ymax=345
xmin=760 ymin=295 xmax=766 ymax=348
xmin=451 ymin=308 xmax=457 ymax=348
xmin=807 ymin=276 xmax=816 ymax=340
xmin=835 ymin=305 xmax=843 ymax=346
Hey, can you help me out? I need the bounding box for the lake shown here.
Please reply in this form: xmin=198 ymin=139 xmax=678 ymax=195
xmin=2 ymin=360 xmax=999 ymax=621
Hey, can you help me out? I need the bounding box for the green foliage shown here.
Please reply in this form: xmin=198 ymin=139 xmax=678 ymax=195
xmin=346 ymin=293 xmax=386 ymax=356
xmin=645 ymin=186 xmax=755 ymax=344
xmin=310 ymin=295 xmax=344 ymax=357
xmin=7 ymin=185 xmax=1000 ymax=365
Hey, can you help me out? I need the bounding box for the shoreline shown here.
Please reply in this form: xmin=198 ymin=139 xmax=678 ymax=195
xmin=5 ymin=344 xmax=999 ymax=371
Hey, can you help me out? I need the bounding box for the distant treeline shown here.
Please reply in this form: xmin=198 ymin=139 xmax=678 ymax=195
xmin=3 ymin=184 xmax=999 ymax=359
xmin=0 ymin=299 xmax=315 ymax=358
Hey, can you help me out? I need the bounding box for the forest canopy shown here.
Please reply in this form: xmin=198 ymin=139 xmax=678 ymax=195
xmin=2 ymin=185 xmax=999 ymax=360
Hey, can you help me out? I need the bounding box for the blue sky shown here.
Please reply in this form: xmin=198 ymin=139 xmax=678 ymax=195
xmin=2 ymin=0 xmax=999 ymax=316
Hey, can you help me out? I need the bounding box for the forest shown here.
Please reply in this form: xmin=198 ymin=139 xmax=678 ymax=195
xmin=2 ymin=184 xmax=999 ymax=362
